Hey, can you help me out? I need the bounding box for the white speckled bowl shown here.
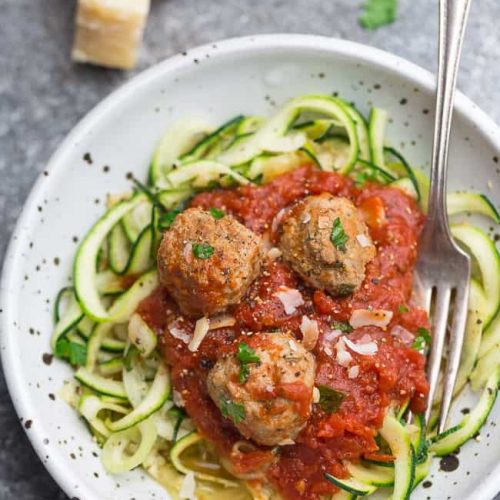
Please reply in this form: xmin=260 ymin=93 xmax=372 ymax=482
xmin=1 ymin=35 xmax=499 ymax=500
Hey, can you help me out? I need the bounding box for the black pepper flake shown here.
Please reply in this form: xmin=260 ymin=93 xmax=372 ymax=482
xmin=53 ymin=257 xmax=60 ymax=266
xmin=461 ymin=407 xmax=470 ymax=415
xmin=103 ymin=165 xmax=110 ymax=173
xmin=371 ymin=278 xmax=380 ymax=285
xmin=400 ymin=98 xmax=407 ymax=105
xmin=318 ymin=72 xmax=325 ymax=79
xmin=374 ymin=83 xmax=381 ymax=89
xmin=48 ymin=393 xmax=55 ymax=401
xmin=126 ymin=172 xmax=134 ymax=180
xmin=423 ymin=108 xmax=429 ymax=114
xmin=42 ymin=353 xmax=53 ymax=365
xmin=439 ymin=454 xmax=459 ymax=472
xmin=422 ymin=480 xmax=432 ymax=488
xmin=493 ymin=156 xmax=498 ymax=163
xmin=24 ymin=419 xmax=33 ymax=429
xmin=83 ymin=153 xmax=93 ymax=164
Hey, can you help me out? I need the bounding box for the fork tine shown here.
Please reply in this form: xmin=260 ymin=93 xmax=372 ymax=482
xmin=424 ymin=286 xmax=451 ymax=423
xmin=438 ymin=285 xmax=470 ymax=433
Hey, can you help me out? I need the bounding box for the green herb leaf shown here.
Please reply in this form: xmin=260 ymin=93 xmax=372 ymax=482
xmin=417 ymin=327 xmax=431 ymax=343
xmin=237 ymin=342 xmax=260 ymax=364
xmin=158 ymin=209 xmax=181 ymax=230
xmin=359 ymin=0 xmax=398 ymax=30
xmin=318 ymin=385 xmax=345 ymax=413
xmin=209 ymin=207 xmax=225 ymax=219
xmin=69 ymin=342 xmax=87 ymax=365
xmin=54 ymin=337 xmax=70 ymax=359
xmin=219 ymin=396 xmax=245 ymax=423
xmin=331 ymin=321 xmax=353 ymax=333
xmin=398 ymin=304 xmax=409 ymax=313
xmin=54 ymin=337 xmax=87 ymax=365
xmin=237 ymin=342 xmax=260 ymax=383
xmin=412 ymin=327 xmax=431 ymax=351
xmin=330 ymin=217 xmax=348 ymax=252
xmin=192 ymin=243 xmax=215 ymax=259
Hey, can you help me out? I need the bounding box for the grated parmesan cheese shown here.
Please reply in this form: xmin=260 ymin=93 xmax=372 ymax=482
xmin=356 ymin=234 xmax=372 ymax=248
xmin=275 ymin=287 xmax=304 ymax=315
xmin=349 ymin=309 xmax=393 ymax=329
xmin=300 ymin=316 xmax=319 ymax=351
xmin=344 ymin=336 xmax=378 ymax=356
xmin=188 ymin=317 xmax=210 ymax=352
xmin=348 ymin=365 xmax=360 ymax=379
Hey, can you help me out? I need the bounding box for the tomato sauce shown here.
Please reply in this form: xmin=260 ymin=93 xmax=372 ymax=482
xmin=137 ymin=165 xmax=429 ymax=500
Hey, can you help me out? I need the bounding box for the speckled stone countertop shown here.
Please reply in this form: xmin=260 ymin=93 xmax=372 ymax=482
xmin=0 ymin=1 xmax=499 ymax=499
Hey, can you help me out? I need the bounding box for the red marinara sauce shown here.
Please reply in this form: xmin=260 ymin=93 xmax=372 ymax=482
xmin=137 ymin=165 xmax=429 ymax=500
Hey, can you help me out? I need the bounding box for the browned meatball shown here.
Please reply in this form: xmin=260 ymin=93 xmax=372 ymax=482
xmin=158 ymin=207 xmax=263 ymax=317
xmin=279 ymin=194 xmax=376 ymax=296
xmin=207 ymin=332 xmax=315 ymax=446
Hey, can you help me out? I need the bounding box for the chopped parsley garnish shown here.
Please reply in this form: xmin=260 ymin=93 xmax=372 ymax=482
xmin=317 ymin=385 xmax=345 ymax=413
xmin=412 ymin=327 xmax=431 ymax=351
xmin=158 ymin=209 xmax=181 ymax=230
xmin=332 ymin=321 xmax=353 ymax=333
xmin=359 ymin=0 xmax=398 ymax=30
xmin=55 ymin=337 xmax=87 ymax=366
xmin=237 ymin=342 xmax=260 ymax=383
xmin=168 ymin=407 xmax=186 ymax=442
xmin=192 ymin=243 xmax=215 ymax=259
xmin=209 ymin=207 xmax=225 ymax=219
xmin=219 ymin=396 xmax=245 ymax=423
xmin=398 ymin=304 xmax=409 ymax=313
xmin=330 ymin=217 xmax=348 ymax=252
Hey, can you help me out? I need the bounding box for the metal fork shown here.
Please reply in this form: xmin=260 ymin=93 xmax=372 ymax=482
xmin=416 ymin=0 xmax=472 ymax=433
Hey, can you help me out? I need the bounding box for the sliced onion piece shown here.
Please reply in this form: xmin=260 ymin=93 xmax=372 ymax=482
xmin=128 ymin=313 xmax=157 ymax=357
xmin=208 ymin=314 xmax=236 ymax=330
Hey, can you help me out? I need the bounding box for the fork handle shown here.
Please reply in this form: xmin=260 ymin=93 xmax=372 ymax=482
xmin=429 ymin=0 xmax=471 ymax=224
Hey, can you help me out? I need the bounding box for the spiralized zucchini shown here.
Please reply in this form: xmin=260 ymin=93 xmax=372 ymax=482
xmin=52 ymin=93 xmax=499 ymax=500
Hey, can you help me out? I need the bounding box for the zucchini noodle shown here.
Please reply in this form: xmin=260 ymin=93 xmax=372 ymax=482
xmin=52 ymin=93 xmax=499 ymax=500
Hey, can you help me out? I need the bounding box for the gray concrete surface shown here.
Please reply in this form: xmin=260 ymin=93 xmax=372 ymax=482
xmin=0 ymin=0 xmax=499 ymax=498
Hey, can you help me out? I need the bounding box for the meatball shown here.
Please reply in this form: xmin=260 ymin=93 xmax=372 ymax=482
xmin=279 ymin=194 xmax=376 ymax=296
xmin=158 ymin=207 xmax=263 ymax=317
xmin=207 ymin=332 xmax=315 ymax=446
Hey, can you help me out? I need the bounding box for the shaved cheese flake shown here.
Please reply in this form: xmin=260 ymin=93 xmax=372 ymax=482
xmin=300 ymin=315 xmax=319 ymax=351
xmin=168 ymin=322 xmax=191 ymax=344
xmin=344 ymin=336 xmax=378 ymax=356
xmin=278 ymin=438 xmax=296 ymax=446
xmin=349 ymin=309 xmax=393 ymax=329
xmin=313 ymin=386 xmax=320 ymax=403
xmin=172 ymin=390 xmax=185 ymax=408
xmin=348 ymin=365 xmax=360 ymax=379
xmin=324 ymin=346 xmax=333 ymax=356
xmin=275 ymin=287 xmax=304 ymax=315
xmin=179 ymin=471 xmax=196 ymax=499
xmin=267 ymin=247 xmax=282 ymax=260
xmin=301 ymin=212 xmax=311 ymax=224
xmin=271 ymin=208 xmax=287 ymax=233
xmin=356 ymin=234 xmax=372 ymax=248
xmin=188 ymin=317 xmax=210 ymax=352
xmin=335 ymin=337 xmax=353 ymax=367
xmin=324 ymin=328 xmax=342 ymax=342
xmin=208 ymin=314 xmax=236 ymax=330
xmin=183 ymin=242 xmax=193 ymax=260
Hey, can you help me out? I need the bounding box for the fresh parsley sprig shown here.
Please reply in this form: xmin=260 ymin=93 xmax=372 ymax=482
xmin=192 ymin=242 xmax=215 ymax=259
xmin=219 ymin=396 xmax=245 ymax=424
xmin=237 ymin=342 xmax=260 ymax=383
xmin=317 ymin=385 xmax=345 ymax=413
xmin=330 ymin=217 xmax=348 ymax=252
